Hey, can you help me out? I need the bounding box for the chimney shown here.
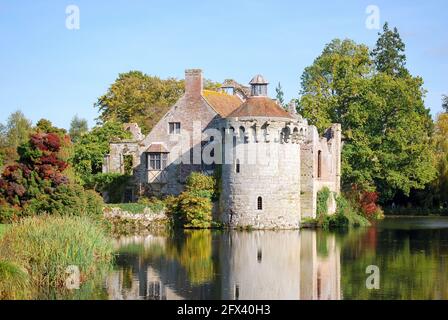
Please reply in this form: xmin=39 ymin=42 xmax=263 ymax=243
xmin=185 ymin=69 xmax=203 ymax=99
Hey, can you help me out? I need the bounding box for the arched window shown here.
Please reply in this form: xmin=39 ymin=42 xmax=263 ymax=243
xmin=257 ymin=196 xmax=263 ymax=210
xmin=317 ymin=150 xmax=322 ymax=178
xmin=236 ymin=159 xmax=240 ymax=173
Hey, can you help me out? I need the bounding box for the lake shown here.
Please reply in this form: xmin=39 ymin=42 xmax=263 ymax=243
xmin=95 ymin=217 xmax=448 ymax=300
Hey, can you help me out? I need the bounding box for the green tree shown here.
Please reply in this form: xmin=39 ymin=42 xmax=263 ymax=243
xmin=0 ymin=111 xmax=33 ymax=165
xmin=299 ymin=39 xmax=372 ymax=132
xmin=371 ymin=22 xmax=408 ymax=77
xmin=72 ymin=121 xmax=131 ymax=185
xmin=95 ymin=71 xmax=185 ymax=134
xmin=69 ymin=115 xmax=89 ymax=142
xmin=275 ymin=82 xmax=285 ymax=108
xmin=299 ymin=38 xmax=436 ymax=201
xmin=433 ymin=113 xmax=448 ymax=207
xmin=35 ymin=118 xmax=67 ymax=136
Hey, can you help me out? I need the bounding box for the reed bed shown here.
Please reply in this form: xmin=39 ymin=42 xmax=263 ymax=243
xmin=0 ymin=215 xmax=113 ymax=299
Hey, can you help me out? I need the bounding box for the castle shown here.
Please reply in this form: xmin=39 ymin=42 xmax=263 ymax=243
xmin=103 ymin=69 xmax=342 ymax=229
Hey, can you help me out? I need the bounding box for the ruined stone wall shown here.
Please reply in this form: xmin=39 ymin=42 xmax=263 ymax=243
xmin=300 ymin=123 xmax=342 ymax=219
xmin=104 ymin=141 xmax=140 ymax=175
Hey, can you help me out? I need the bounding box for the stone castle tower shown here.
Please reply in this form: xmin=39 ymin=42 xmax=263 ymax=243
xmin=219 ymin=75 xmax=311 ymax=229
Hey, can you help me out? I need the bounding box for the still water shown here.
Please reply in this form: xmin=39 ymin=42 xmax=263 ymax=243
xmin=98 ymin=217 xmax=448 ymax=300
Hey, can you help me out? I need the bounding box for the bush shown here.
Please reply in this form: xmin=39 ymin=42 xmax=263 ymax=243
xmin=311 ymin=191 xmax=371 ymax=230
xmin=0 ymin=216 xmax=113 ymax=299
xmin=317 ymin=187 xmax=331 ymax=218
xmin=185 ymin=172 xmax=217 ymax=200
xmin=177 ymin=191 xmax=213 ymax=229
xmin=167 ymin=172 xmax=216 ymax=229
xmin=25 ymin=184 xmax=103 ymax=217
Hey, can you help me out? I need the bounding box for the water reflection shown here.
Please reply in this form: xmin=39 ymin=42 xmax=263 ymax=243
xmin=105 ymin=230 xmax=341 ymax=300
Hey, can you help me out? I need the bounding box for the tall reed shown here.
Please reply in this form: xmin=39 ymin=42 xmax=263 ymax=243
xmin=0 ymin=215 xmax=113 ymax=299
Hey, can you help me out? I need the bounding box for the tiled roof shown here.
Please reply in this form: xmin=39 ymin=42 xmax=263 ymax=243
xmin=202 ymin=90 xmax=243 ymax=117
xmin=227 ymin=97 xmax=293 ymax=119
xmin=146 ymin=143 xmax=169 ymax=153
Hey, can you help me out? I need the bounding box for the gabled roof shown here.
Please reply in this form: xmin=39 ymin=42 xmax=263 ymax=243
xmin=202 ymin=90 xmax=243 ymax=117
xmin=227 ymin=97 xmax=293 ymax=119
xmin=146 ymin=143 xmax=169 ymax=153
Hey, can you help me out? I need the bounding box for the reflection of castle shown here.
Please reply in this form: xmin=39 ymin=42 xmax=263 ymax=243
xmin=219 ymin=230 xmax=340 ymax=300
xmin=105 ymin=231 xmax=341 ymax=300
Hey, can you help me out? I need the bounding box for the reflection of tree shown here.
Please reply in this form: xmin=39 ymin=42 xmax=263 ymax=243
xmin=341 ymin=227 xmax=448 ymax=299
xmin=165 ymin=230 xmax=215 ymax=286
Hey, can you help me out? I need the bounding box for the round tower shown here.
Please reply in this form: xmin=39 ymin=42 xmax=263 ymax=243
xmin=219 ymin=75 xmax=308 ymax=229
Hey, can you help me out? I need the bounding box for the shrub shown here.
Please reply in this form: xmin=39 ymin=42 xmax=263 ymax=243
xmin=0 ymin=216 xmax=113 ymax=299
xmin=311 ymin=191 xmax=371 ymax=230
xmin=317 ymin=187 xmax=331 ymax=218
xmin=177 ymin=191 xmax=213 ymax=229
xmin=185 ymin=172 xmax=217 ymax=200
xmin=0 ymin=184 xmax=104 ymax=223
xmin=167 ymin=172 xmax=217 ymax=229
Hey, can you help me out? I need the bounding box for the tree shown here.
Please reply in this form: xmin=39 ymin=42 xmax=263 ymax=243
xmin=35 ymin=118 xmax=67 ymax=136
xmin=0 ymin=132 xmax=103 ymax=222
xmin=442 ymin=95 xmax=448 ymax=113
xmin=275 ymin=82 xmax=285 ymax=108
xmin=299 ymin=38 xmax=436 ymax=202
xmin=299 ymin=39 xmax=372 ymax=132
xmin=433 ymin=113 xmax=448 ymax=207
xmin=69 ymin=115 xmax=89 ymax=142
xmin=72 ymin=121 xmax=131 ymax=185
xmin=95 ymin=71 xmax=185 ymax=134
xmin=0 ymin=111 xmax=33 ymax=165
xmin=371 ymin=22 xmax=408 ymax=77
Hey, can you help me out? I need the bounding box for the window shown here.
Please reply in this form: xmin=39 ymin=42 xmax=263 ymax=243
xmin=236 ymin=159 xmax=240 ymax=173
xmin=317 ymin=150 xmax=322 ymax=178
xmin=257 ymin=197 xmax=263 ymax=210
xmin=169 ymin=122 xmax=181 ymax=134
xmin=148 ymin=153 xmax=167 ymax=170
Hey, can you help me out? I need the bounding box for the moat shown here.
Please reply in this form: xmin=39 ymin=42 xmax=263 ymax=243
xmin=87 ymin=217 xmax=448 ymax=300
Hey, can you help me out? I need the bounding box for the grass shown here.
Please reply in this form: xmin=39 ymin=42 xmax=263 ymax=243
xmin=0 ymin=215 xmax=113 ymax=299
xmin=0 ymin=224 xmax=10 ymax=238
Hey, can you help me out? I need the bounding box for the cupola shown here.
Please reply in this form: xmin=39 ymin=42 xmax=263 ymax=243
xmin=249 ymin=74 xmax=268 ymax=97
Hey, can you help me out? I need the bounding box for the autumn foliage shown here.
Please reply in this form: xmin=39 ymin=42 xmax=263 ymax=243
xmin=0 ymin=133 xmax=100 ymax=222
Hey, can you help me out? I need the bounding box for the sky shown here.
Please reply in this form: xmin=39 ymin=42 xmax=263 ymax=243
xmin=0 ymin=0 xmax=447 ymax=130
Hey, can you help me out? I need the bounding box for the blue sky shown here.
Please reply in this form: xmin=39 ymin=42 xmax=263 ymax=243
xmin=0 ymin=0 xmax=447 ymax=130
